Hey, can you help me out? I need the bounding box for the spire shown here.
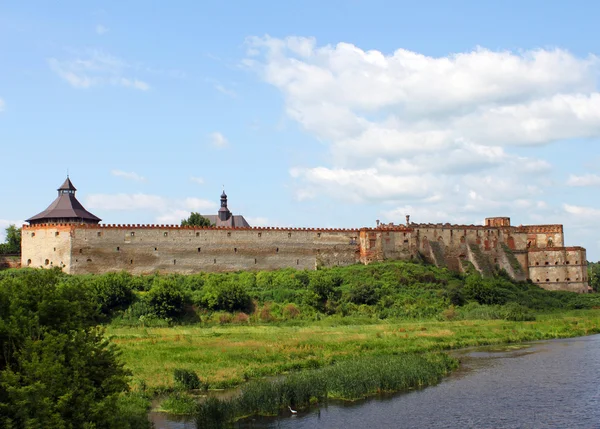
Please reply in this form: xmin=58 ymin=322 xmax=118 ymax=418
xmin=27 ymin=176 xmax=101 ymax=225
xmin=57 ymin=176 xmax=77 ymax=195
xmin=218 ymin=190 xmax=231 ymax=222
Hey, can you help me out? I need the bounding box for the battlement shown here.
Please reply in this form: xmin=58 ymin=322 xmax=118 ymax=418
xmin=527 ymin=246 xmax=585 ymax=252
xmin=23 ymin=223 xmax=362 ymax=233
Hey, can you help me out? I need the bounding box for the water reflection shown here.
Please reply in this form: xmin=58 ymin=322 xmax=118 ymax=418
xmin=152 ymin=335 xmax=600 ymax=429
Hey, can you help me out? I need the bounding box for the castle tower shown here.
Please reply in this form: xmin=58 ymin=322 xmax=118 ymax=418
xmin=26 ymin=176 xmax=101 ymax=225
xmin=218 ymin=190 xmax=231 ymax=222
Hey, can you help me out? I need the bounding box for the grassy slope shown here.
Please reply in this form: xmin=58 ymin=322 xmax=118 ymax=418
xmin=108 ymin=310 xmax=600 ymax=389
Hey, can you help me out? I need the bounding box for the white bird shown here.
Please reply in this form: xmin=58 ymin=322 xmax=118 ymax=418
xmin=288 ymin=405 xmax=297 ymax=414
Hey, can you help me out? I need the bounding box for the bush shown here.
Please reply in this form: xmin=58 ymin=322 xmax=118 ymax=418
xmin=283 ymin=303 xmax=300 ymax=319
xmin=304 ymin=271 xmax=342 ymax=313
xmin=146 ymin=278 xmax=188 ymax=319
xmin=347 ymin=283 xmax=379 ymax=305
xmin=201 ymin=278 xmax=253 ymax=313
xmin=502 ymin=303 xmax=536 ymax=321
xmin=233 ymin=312 xmax=250 ymax=324
xmin=90 ymin=272 xmax=136 ymax=316
xmin=174 ymin=368 xmax=203 ymax=390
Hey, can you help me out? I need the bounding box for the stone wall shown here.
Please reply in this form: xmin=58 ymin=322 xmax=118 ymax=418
xmin=527 ymin=247 xmax=588 ymax=293
xmin=62 ymin=225 xmax=360 ymax=275
xmin=20 ymin=220 xmax=589 ymax=293
xmin=21 ymin=224 xmax=72 ymax=270
xmin=0 ymin=255 xmax=21 ymax=269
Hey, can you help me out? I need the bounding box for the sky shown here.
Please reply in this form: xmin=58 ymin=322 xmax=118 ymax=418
xmin=2 ymin=1 xmax=600 ymax=259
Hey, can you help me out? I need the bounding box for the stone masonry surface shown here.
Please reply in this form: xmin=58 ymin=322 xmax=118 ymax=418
xmin=21 ymin=217 xmax=590 ymax=293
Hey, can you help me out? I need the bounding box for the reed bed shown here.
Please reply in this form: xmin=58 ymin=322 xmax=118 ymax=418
xmin=195 ymin=352 xmax=457 ymax=427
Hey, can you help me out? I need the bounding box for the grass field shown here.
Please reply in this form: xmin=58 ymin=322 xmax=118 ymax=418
xmin=107 ymin=309 xmax=600 ymax=390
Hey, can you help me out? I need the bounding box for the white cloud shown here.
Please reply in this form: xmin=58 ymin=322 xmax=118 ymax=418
xmin=215 ymin=84 xmax=237 ymax=98
xmin=567 ymin=174 xmax=600 ymax=187
xmin=209 ymin=131 xmax=229 ymax=148
xmin=86 ymin=193 xmax=217 ymax=225
xmin=48 ymin=50 xmax=150 ymax=90
xmin=564 ymin=204 xmax=600 ymax=217
xmin=190 ymin=176 xmax=205 ymax=185
xmin=246 ymin=36 xmax=600 ymax=218
xmin=246 ymin=216 xmax=269 ymax=226
xmin=95 ymin=24 xmax=109 ymax=35
xmin=111 ymin=170 xmax=146 ymax=182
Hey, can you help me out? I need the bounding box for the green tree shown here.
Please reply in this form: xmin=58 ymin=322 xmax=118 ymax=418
xmin=201 ymin=278 xmax=253 ymax=313
xmin=0 ymin=225 xmax=21 ymax=255
xmin=146 ymin=278 xmax=188 ymax=319
xmin=588 ymin=262 xmax=600 ymax=293
xmin=0 ymin=269 xmax=143 ymax=428
xmin=181 ymin=212 xmax=212 ymax=227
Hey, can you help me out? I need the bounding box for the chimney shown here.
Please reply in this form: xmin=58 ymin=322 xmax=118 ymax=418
xmin=406 ymin=215 xmax=410 ymax=226
xmin=376 ymin=219 xmax=380 ymax=227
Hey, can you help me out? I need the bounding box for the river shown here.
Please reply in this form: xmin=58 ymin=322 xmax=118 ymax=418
xmin=152 ymin=334 xmax=600 ymax=428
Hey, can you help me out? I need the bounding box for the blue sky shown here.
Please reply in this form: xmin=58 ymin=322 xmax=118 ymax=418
xmin=2 ymin=1 xmax=600 ymax=259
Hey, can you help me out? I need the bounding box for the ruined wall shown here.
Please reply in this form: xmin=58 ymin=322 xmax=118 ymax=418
xmin=0 ymin=255 xmax=21 ymax=269
xmin=21 ymin=224 xmax=72 ymax=271
xmin=528 ymin=247 xmax=588 ymax=293
xmin=359 ymin=227 xmax=414 ymax=264
xmin=65 ymin=225 xmax=360 ymax=275
xmin=516 ymin=225 xmax=565 ymax=249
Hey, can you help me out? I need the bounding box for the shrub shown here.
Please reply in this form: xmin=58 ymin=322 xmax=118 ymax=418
xmin=219 ymin=313 xmax=232 ymax=324
xmin=304 ymin=271 xmax=342 ymax=313
xmin=146 ymin=278 xmax=188 ymax=319
xmin=283 ymin=303 xmax=300 ymax=319
xmin=259 ymin=304 xmax=274 ymax=322
xmin=502 ymin=302 xmax=536 ymax=321
xmin=233 ymin=312 xmax=250 ymax=324
xmin=201 ymin=279 xmax=253 ymax=313
xmin=347 ymin=283 xmax=379 ymax=305
xmin=90 ymin=272 xmax=136 ymax=315
xmin=174 ymin=368 xmax=203 ymax=390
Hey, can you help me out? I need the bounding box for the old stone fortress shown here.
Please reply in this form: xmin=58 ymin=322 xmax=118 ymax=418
xmin=22 ymin=177 xmax=589 ymax=293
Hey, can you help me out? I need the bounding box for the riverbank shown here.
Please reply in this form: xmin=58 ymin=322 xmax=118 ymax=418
xmin=108 ymin=309 xmax=600 ymax=391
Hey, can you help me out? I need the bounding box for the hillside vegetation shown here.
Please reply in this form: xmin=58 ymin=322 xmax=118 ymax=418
xmin=2 ymin=261 xmax=599 ymax=328
xmin=2 ymin=262 xmax=600 ymax=426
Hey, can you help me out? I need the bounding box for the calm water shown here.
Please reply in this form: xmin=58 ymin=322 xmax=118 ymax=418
xmin=152 ymin=334 xmax=600 ymax=429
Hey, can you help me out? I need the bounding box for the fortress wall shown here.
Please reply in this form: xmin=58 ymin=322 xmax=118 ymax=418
xmin=68 ymin=225 xmax=360 ymax=275
xmin=21 ymin=224 xmax=73 ymax=272
xmin=0 ymin=255 xmax=21 ymax=269
xmin=516 ymin=225 xmax=565 ymax=248
xmin=20 ymin=222 xmax=588 ymax=293
xmin=359 ymin=228 xmax=414 ymax=264
xmin=527 ymin=247 xmax=588 ymax=293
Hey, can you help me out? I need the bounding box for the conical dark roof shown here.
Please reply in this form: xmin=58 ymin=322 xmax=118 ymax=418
xmin=26 ymin=177 xmax=101 ymax=224
xmin=58 ymin=177 xmax=77 ymax=192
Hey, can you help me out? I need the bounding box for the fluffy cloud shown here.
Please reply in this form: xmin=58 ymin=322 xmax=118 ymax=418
xmin=245 ymin=36 xmax=600 ymax=221
xmin=209 ymin=131 xmax=229 ymax=148
xmin=567 ymin=174 xmax=600 ymax=187
xmin=111 ymin=170 xmax=146 ymax=182
xmin=48 ymin=50 xmax=150 ymax=90
xmin=86 ymin=193 xmax=216 ymax=224
xmin=190 ymin=176 xmax=205 ymax=185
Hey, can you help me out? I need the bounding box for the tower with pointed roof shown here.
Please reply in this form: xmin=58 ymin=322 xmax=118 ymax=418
xmin=203 ymin=190 xmax=250 ymax=227
xmin=26 ymin=177 xmax=101 ymax=225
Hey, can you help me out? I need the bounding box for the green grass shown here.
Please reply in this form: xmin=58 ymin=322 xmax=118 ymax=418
xmin=108 ymin=309 xmax=600 ymax=390
xmin=195 ymin=352 xmax=457 ymax=426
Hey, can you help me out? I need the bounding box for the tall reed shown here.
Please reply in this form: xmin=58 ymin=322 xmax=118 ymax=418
xmin=195 ymin=352 xmax=457 ymax=427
